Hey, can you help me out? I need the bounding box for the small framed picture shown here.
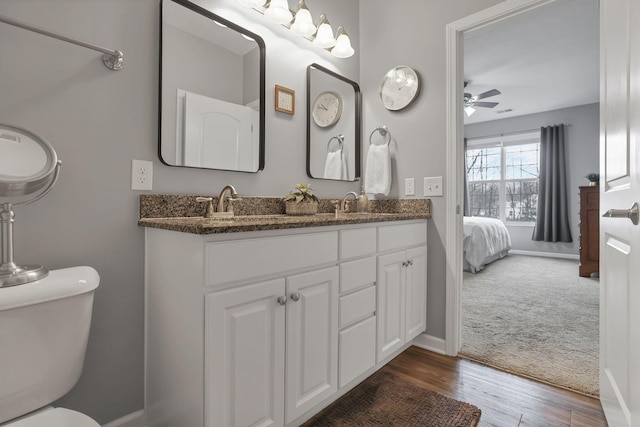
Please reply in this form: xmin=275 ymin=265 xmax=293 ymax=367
xmin=275 ymin=85 xmax=295 ymax=115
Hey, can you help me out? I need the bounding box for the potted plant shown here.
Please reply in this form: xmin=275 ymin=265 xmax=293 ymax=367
xmin=586 ymin=173 xmax=599 ymax=186
xmin=282 ymin=183 xmax=319 ymax=215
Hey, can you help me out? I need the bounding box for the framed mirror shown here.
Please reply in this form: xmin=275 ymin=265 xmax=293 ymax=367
xmin=160 ymin=0 xmax=265 ymax=172
xmin=306 ymin=63 xmax=361 ymax=181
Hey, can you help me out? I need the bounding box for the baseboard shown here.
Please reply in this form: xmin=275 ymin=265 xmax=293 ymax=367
xmin=510 ymin=249 xmax=579 ymax=260
xmin=412 ymin=333 xmax=446 ymax=354
xmin=102 ymin=410 xmax=146 ymax=427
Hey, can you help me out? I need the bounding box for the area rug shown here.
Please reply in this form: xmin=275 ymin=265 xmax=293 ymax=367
xmin=302 ymin=370 xmax=481 ymax=426
xmin=460 ymin=254 xmax=599 ymax=397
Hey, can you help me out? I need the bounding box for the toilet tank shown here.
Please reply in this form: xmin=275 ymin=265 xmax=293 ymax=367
xmin=0 ymin=266 xmax=100 ymax=424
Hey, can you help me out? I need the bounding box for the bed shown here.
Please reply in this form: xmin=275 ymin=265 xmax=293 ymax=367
xmin=463 ymin=216 xmax=512 ymax=273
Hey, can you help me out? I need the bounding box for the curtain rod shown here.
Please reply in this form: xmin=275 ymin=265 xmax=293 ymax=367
xmin=0 ymin=14 xmax=123 ymax=70
xmin=466 ymin=123 xmax=571 ymax=141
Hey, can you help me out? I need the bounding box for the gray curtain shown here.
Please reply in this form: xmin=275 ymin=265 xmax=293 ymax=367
xmin=532 ymin=124 xmax=572 ymax=242
xmin=463 ymin=138 xmax=470 ymax=216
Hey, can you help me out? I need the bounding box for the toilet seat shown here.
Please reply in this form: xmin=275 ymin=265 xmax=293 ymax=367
xmin=2 ymin=408 xmax=100 ymax=427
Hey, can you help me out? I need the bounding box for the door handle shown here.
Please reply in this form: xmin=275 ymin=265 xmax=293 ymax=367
xmin=290 ymin=292 xmax=301 ymax=302
xmin=603 ymin=202 xmax=639 ymax=225
xmin=277 ymin=296 xmax=287 ymax=306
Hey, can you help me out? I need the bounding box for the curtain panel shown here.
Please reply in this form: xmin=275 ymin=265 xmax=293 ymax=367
xmin=532 ymin=124 xmax=572 ymax=242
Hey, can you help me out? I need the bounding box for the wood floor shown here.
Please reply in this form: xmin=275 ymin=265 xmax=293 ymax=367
xmin=381 ymin=346 xmax=608 ymax=427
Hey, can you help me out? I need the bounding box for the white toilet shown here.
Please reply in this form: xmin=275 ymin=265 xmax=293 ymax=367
xmin=0 ymin=266 xmax=101 ymax=427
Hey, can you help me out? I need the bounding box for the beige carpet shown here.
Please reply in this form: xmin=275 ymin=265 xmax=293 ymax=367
xmin=303 ymin=370 xmax=481 ymax=426
xmin=460 ymin=254 xmax=599 ymax=397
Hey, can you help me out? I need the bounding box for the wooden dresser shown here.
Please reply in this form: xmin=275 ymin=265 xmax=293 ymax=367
xmin=579 ymin=186 xmax=599 ymax=277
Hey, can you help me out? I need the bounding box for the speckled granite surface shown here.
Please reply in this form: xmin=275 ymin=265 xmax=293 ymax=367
xmin=138 ymin=194 xmax=431 ymax=235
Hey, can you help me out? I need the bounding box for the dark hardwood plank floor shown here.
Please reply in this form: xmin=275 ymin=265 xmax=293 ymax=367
xmin=380 ymin=346 xmax=607 ymax=427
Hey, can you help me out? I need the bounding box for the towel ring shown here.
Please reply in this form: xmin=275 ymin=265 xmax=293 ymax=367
xmin=327 ymin=134 xmax=344 ymax=153
xmin=369 ymin=125 xmax=391 ymax=146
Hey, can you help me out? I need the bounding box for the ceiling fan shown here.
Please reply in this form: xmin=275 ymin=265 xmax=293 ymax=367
xmin=464 ymin=82 xmax=501 ymax=116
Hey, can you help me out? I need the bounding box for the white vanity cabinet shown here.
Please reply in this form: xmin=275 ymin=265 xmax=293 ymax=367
xmin=376 ymin=223 xmax=428 ymax=362
xmin=144 ymin=219 xmax=426 ymax=427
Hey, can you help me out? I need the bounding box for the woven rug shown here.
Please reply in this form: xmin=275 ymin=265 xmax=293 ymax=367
xmin=460 ymin=254 xmax=599 ymax=397
xmin=302 ymin=370 xmax=481 ymax=426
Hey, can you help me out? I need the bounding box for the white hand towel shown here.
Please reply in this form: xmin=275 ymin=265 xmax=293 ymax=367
xmin=324 ymin=150 xmax=344 ymax=179
xmin=364 ymin=144 xmax=392 ymax=195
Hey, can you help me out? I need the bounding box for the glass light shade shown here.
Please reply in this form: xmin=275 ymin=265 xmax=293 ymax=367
xmin=237 ymin=0 xmax=265 ymax=7
xmin=464 ymin=106 xmax=476 ymax=116
xmin=331 ymin=28 xmax=354 ymax=58
xmin=313 ymin=17 xmax=336 ymax=48
xmin=291 ymin=8 xmax=316 ymax=37
xmin=264 ymin=0 xmax=293 ymax=24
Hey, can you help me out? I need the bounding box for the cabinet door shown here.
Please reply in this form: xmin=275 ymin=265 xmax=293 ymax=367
xmin=376 ymin=251 xmax=406 ymax=362
xmin=205 ymin=278 xmax=286 ymax=427
xmin=405 ymin=246 xmax=427 ymax=341
xmin=285 ymin=267 xmax=339 ymax=424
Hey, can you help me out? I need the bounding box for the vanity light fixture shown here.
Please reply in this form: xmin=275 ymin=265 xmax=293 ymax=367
xmin=312 ymin=14 xmax=336 ymax=48
xmin=264 ymin=0 xmax=293 ymax=25
xmin=290 ymin=0 xmax=316 ymax=37
xmin=237 ymin=0 xmax=265 ymax=8
xmin=236 ymin=0 xmax=354 ymax=58
xmin=331 ymin=26 xmax=354 ymax=58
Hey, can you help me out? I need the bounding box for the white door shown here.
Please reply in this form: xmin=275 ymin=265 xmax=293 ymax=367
xmin=204 ymin=278 xmax=286 ymax=427
xmin=599 ymin=0 xmax=640 ymax=425
xmin=376 ymin=251 xmax=406 ymax=361
xmin=405 ymin=246 xmax=427 ymax=341
xmin=285 ymin=267 xmax=339 ymax=424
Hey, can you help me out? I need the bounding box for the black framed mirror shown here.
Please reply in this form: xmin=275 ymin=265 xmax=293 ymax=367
xmin=160 ymin=0 xmax=265 ymax=172
xmin=306 ymin=63 xmax=361 ymax=181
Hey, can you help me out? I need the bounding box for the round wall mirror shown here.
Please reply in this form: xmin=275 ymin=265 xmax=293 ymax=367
xmin=0 ymin=123 xmax=61 ymax=287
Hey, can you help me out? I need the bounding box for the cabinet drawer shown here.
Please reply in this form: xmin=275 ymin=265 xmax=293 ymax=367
xmin=340 ymin=227 xmax=376 ymax=259
xmin=339 ymin=316 xmax=376 ymax=388
xmin=340 ymin=256 xmax=376 ymax=294
xmin=378 ymin=222 xmax=426 ymax=252
xmin=205 ymin=231 xmax=338 ymax=287
xmin=339 ymin=285 xmax=375 ymax=328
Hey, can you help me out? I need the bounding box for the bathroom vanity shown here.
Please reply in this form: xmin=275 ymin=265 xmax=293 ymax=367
xmin=141 ymin=201 xmax=429 ymax=427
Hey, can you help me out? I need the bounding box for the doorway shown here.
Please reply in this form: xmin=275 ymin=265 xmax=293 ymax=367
xmin=444 ymin=0 xmax=599 ymax=365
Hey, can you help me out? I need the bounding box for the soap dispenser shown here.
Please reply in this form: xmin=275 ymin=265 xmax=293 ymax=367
xmin=357 ymin=187 xmax=369 ymax=213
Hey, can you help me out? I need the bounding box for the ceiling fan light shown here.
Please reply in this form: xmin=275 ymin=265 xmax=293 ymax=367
xmin=237 ymin=0 xmax=265 ymax=7
xmin=264 ymin=0 xmax=293 ymax=25
xmin=464 ymin=106 xmax=476 ymax=117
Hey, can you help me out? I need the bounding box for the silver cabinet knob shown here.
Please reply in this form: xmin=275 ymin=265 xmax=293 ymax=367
xmin=277 ymin=296 xmax=287 ymax=306
xmin=290 ymin=292 xmax=301 ymax=302
xmin=603 ymin=202 xmax=639 ymax=225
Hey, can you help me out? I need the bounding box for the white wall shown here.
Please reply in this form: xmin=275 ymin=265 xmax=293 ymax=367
xmin=0 ymin=0 xmax=359 ymax=423
xmin=464 ymin=103 xmax=600 ymax=256
xmin=359 ymin=0 xmax=503 ymax=340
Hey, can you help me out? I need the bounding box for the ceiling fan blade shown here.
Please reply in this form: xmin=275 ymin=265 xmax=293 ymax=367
xmin=475 ymin=89 xmax=501 ymax=100
xmin=473 ymin=101 xmax=499 ymax=108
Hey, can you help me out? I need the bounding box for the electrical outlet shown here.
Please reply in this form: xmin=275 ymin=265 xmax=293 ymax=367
xmin=405 ymin=178 xmax=415 ymax=196
xmin=132 ymin=159 xmax=153 ymax=191
xmin=424 ymin=176 xmax=443 ymax=197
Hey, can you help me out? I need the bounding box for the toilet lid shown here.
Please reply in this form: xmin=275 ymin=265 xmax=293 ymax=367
xmin=3 ymin=408 xmax=100 ymax=427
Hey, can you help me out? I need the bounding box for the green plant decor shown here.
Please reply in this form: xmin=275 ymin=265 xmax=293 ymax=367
xmin=282 ymin=183 xmax=319 ymax=203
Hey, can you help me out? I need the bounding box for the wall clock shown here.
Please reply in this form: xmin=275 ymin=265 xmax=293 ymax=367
xmin=275 ymin=85 xmax=295 ymax=115
xmin=379 ymin=66 xmax=420 ymax=111
xmin=312 ymin=91 xmax=343 ymax=127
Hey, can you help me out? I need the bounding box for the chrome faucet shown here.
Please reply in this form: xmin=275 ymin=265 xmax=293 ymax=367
xmin=217 ymin=184 xmax=242 ymax=213
xmin=340 ymin=191 xmax=358 ymax=212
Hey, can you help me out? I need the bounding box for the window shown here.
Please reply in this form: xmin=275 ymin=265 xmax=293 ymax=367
xmin=466 ymin=132 xmax=540 ymax=223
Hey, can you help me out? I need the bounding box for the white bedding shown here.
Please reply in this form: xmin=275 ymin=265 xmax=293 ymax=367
xmin=463 ymin=217 xmax=511 ymax=273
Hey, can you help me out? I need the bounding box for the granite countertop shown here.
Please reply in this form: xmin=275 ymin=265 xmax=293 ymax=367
xmin=138 ymin=195 xmax=431 ymax=235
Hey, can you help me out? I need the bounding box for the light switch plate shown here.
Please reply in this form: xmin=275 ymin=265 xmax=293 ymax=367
xmin=424 ymin=176 xmax=443 ymax=197
xmin=405 ymin=178 xmax=415 ymax=196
